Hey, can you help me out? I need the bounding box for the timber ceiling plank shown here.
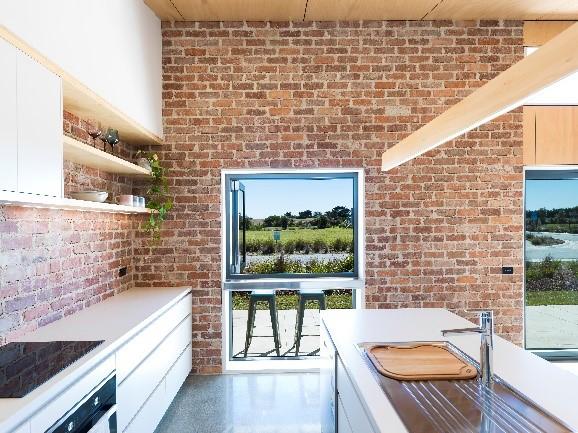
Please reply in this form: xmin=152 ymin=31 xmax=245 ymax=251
xmin=144 ymin=0 xmax=183 ymax=20
xmin=170 ymin=0 xmax=307 ymax=21
xmin=305 ymin=0 xmax=441 ymax=20
xmin=424 ymin=0 xmax=578 ymax=20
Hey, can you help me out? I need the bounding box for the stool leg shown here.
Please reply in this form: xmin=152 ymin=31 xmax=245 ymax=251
xmin=295 ymin=296 xmax=306 ymax=356
xmin=244 ymin=298 xmax=256 ymax=357
xmin=268 ymin=297 xmax=281 ymax=357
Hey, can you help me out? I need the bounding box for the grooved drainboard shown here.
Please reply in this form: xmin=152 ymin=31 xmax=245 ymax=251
xmin=357 ymin=342 xmax=572 ymax=433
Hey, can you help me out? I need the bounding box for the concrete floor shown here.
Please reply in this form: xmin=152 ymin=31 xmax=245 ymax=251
xmin=232 ymin=309 xmax=321 ymax=358
xmin=526 ymin=305 xmax=578 ymax=349
xmin=154 ymin=373 xmax=321 ymax=433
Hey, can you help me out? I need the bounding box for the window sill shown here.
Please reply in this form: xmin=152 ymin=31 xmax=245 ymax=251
xmin=222 ymin=277 xmax=365 ymax=291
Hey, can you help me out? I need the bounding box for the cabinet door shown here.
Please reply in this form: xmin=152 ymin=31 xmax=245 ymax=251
xmin=0 ymin=38 xmax=18 ymax=192
xmin=534 ymin=106 xmax=578 ymax=165
xmin=16 ymin=51 xmax=62 ymax=197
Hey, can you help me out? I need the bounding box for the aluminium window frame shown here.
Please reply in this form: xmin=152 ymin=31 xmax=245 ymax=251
xmin=524 ymin=166 xmax=578 ymax=361
xmin=222 ymin=169 xmax=365 ymax=291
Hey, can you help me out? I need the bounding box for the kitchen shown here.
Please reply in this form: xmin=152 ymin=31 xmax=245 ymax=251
xmin=1 ymin=1 xmax=578 ymax=432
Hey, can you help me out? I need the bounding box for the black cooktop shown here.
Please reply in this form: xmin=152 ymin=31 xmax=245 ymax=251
xmin=0 ymin=340 xmax=104 ymax=398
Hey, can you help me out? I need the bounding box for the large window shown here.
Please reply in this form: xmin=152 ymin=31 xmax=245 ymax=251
xmin=222 ymin=170 xmax=363 ymax=362
xmin=525 ymin=169 xmax=578 ymax=358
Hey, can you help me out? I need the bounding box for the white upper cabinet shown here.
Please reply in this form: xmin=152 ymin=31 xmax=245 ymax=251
xmin=16 ymin=51 xmax=62 ymax=197
xmin=0 ymin=38 xmax=18 ymax=192
xmin=0 ymin=38 xmax=62 ymax=197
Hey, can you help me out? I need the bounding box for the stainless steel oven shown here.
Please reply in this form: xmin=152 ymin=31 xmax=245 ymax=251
xmin=45 ymin=373 xmax=116 ymax=433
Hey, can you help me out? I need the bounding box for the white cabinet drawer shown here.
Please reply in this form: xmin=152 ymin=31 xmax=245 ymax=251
xmin=117 ymin=314 xmax=192 ymax=431
xmin=30 ymin=356 xmax=114 ymax=433
xmin=165 ymin=343 xmax=192 ymax=409
xmin=0 ymin=37 xmax=18 ymax=193
xmin=337 ymin=395 xmax=354 ymax=433
xmin=16 ymin=51 xmax=62 ymax=197
xmin=123 ymin=378 xmax=166 ymax=433
xmin=116 ymin=294 xmax=191 ymax=383
xmin=336 ymin=356 xmax=375 ymax=433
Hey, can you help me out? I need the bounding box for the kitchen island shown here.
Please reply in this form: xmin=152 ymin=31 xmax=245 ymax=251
xmin=321 ymin=308 xmax=578 ymax=433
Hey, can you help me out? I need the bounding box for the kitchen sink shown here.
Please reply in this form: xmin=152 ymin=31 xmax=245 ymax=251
xmin=357 ymin=342 xmax=572 ymax=433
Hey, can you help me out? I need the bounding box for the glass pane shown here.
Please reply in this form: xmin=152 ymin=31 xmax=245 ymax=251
xmin=231 ymin=289 xmax=353 ymax=359
xmin=230 ymin=176 xmax=355 ymax=277
xmin=525 ymin=178 xmax=578 ymax=350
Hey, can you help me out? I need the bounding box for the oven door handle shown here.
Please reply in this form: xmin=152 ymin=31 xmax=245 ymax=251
xmin=87 ymin=404 xmax=117 ymax=433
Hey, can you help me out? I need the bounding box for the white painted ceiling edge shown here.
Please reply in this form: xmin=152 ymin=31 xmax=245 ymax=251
xmin=0 ymin=0 xmax=163 ymax=138
xmin=381 ymin=22 xmax=578 ymax=172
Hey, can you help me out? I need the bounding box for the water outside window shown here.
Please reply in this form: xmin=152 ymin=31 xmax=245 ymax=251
xmin=225 ymin=173 xmax=361 ymax=360
xmin=525 ymin=174 xmax=578 ymax=353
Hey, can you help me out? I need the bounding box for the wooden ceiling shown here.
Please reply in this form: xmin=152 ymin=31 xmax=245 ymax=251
xmin=145 ymin=0 xmax=578 ymax=21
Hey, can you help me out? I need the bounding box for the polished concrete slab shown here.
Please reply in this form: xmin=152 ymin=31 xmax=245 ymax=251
xmin=526 ymin=305 xmax=578 ymax=349
xmin=154 ymin=373 xmax=321 ymax=433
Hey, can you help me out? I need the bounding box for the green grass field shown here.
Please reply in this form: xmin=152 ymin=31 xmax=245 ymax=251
xmin=526 ymin=291 xmax=578 ymax=306
xmin=232 ymin=291 xmax=353 ymax=310
xmin=246 ymin=227 xmax=353 ymax=243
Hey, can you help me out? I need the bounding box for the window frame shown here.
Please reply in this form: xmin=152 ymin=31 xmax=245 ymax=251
xmin=524 ymin=166 xmax=578 ymax=361
xmin=221 ymin=169 xmax=365 ymax=291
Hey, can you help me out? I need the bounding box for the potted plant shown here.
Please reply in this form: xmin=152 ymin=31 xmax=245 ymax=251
xmin=137 ymin=151 xmax=173 ymax=241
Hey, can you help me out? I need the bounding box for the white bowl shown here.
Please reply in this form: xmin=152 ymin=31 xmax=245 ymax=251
xmin=70 ymin=191 xmax=108 ymax=203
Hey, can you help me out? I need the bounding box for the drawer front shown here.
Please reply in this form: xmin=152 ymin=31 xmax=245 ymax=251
xmin=337 ymin=395 xmax=354 ymax=433
xmin=31 ymin=356 xmax=114 ymax=433
xmin=336 ymin=356 xmax=375 ymax=433
xmin=117 ymin=314 xmax=192 ymax=431
xmin=116 ymin=294 xmax=191 ymax=383
xmin=123 ymin=378 xmax=166 ymax=433
xmin=165 ymin=343 xmax=192 ymax=409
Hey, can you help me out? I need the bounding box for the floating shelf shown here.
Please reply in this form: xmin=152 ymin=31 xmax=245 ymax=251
xmin=63 ymin=135 xmax=151 ymax=176
xmin=0 ymin=191 xmax=151 ymax=214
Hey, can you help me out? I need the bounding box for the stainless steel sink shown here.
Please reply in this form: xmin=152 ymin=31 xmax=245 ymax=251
xmin=357 ymin=342 xmax=572 ymax=433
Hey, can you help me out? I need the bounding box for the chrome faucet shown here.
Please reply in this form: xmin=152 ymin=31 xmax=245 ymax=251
xmin=441 ymin=310 xmax=494 ymax=387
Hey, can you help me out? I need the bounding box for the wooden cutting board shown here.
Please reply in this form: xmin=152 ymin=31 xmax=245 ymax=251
xmin=366 ymin=343 xmax=478 ymax=381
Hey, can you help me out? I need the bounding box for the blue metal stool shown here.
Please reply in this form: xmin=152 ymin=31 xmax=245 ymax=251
xmin=294 ymin=290 xmax=326 ymax=356
xmin=244 ymin=290 xmax=281 ymax=357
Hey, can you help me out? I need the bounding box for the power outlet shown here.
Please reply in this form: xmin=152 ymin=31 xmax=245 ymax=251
xmin=502 ymin=266 xmax=514 ymax=275
xmin=119 ymin=266 xmax=128 ymax=277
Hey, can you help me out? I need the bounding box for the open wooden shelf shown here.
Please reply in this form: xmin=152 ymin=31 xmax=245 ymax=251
xmin=0 ymin=191 xmax=151 ymax=214
xmin=0 ymin=26 xmax=163 ymax=146
xmin=63 ymin=135 xmax=151 ymax=176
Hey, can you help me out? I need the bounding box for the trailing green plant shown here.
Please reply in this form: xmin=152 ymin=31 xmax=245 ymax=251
xmin=138 ymin=151 xmax=173 ymax=241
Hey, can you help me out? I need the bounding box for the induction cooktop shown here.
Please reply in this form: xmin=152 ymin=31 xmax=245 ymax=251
xmin=0 ymin=340 xmax=104 ymax=398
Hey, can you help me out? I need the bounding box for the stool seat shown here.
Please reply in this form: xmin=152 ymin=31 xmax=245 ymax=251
xmin=243 ymin=290 xmax=281 ymax=357
xmin=294 ymin=290 xmax=326 ymax=356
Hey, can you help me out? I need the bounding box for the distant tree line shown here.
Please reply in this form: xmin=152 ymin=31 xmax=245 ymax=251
xmin=526 ymin=206 xmax=578 ymax=233
xmin=243 ymin=206 xmax=352 ymax=230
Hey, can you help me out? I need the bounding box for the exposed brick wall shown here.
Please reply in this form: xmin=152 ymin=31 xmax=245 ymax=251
xmin=134 ymin=20 xmax=525 ymax=374
xmin=0 ymin=111 xmax=145 ymax=344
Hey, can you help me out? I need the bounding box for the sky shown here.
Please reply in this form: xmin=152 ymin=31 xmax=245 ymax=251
xmin=526 ymin=179 xmax=578 ymax=211
xmin=241 ymin=178 xmax=354 ymax=218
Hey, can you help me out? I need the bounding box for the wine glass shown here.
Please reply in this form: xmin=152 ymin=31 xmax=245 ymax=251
xmin=86 ymin=120 xmax=102 ymax=147
xmin=103 ymin=128 xmax=120 ymax=154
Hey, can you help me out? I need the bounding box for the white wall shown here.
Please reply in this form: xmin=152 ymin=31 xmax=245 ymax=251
xmin=0 ymin=0 xmax=163 ymax=137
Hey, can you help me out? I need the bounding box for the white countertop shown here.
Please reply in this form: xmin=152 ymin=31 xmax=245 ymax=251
xmin=0 ymin=286 xmax=191 ymax=433
xmin=322 ymin=308 xmax=578 ymax=433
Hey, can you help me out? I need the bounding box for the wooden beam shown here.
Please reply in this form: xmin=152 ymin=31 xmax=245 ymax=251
xmin=524 ymin=21 xmax=575 ymax=46
xmin=381 ymin=22 xmax=578 ymax=171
